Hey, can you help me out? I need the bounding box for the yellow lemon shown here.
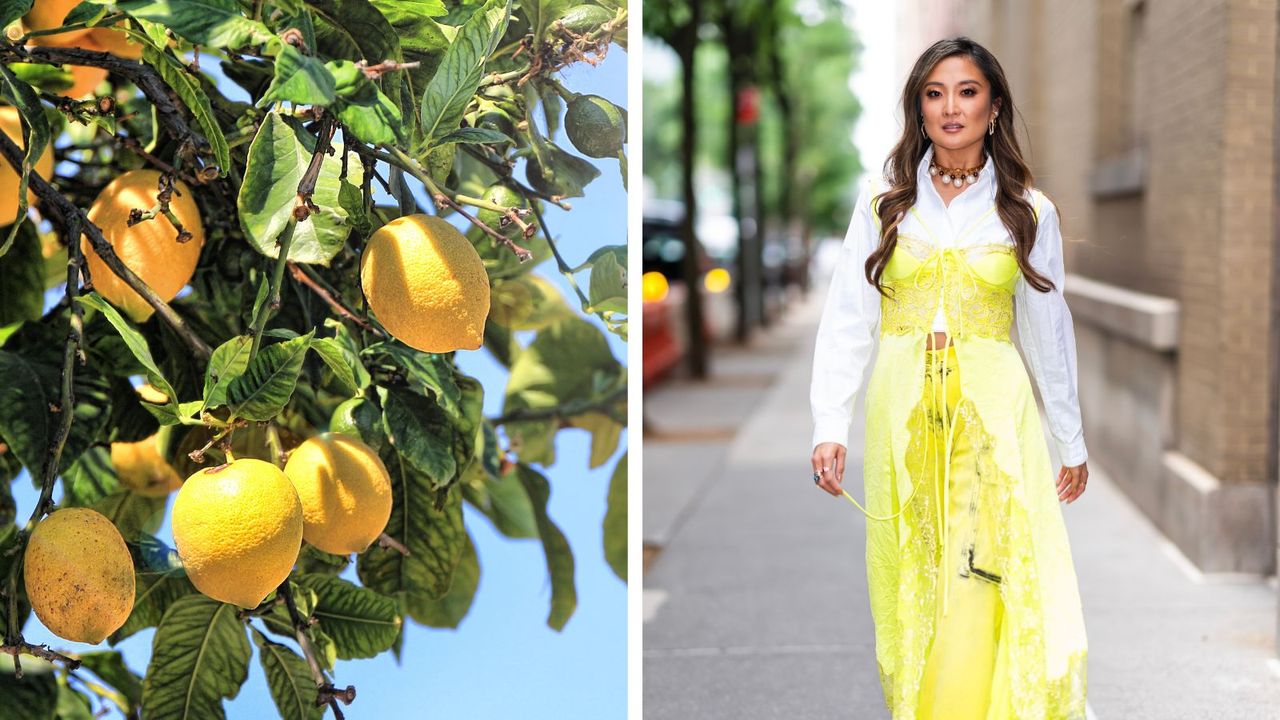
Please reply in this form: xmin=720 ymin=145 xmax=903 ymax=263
xmin=83 ymin=168 xmax=204 ymax=323
xmin=23 ymin=0 xmax=93 ymax=45
xmin=135 ymin=382 xmax=169 ymax=405
xmin=283 ymin=433 xmax=393 ymax=555
xmin=111 ymin=433 xmax=182 ymax=497
xmin=172 ymin=458 xmax=303 ymax=609
xmin=63 ymin=63 xmax=108 ymax=99
xmin=360 ymin=214 xmax=490 ymax=353
xmin=23 ymin=507 xmax=135 ymax=644
xmin=0 ymin=105 xmax=55 ymax=226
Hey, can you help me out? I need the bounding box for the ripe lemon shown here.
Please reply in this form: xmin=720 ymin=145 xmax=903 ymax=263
xmin=0 ymin=105 xmax=55 ymax=226
xmin=283 ymin=433 xmax=393 ymax=555
xmin=63 ymin=63 xmax=109 ymax=99
xmin=83 ymin=169 xmax=204 ymax=323
xmin=360 ymin=214 xmax=490 ymax=353
xmin=112 ymin=432 xmax=182 ymax=497
xmin=23 ymin=507 xmax=136 ymax=644
xmin=23 ymin=0 xmax=93 ymax=45
xmin=85 ymin=23 xmax=144 ymax=61
xmin=172 ymin=458 xmax=303 ymax=609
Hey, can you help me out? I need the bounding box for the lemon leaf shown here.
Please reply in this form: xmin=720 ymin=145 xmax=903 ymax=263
xmin=141 ymin=595 xmax=251 ymax=720
xmin=0 ymin=0 xmax=33 ymax=28
xmin=76 ymin=650 xmax=144 ymax=717
xmin=260 ymin=44 xmax=336 ymax=107
xmin=0 ymin=220 xmax=44 ymax=325
xmin=251 ymin=629 xmax=323 ymax=720
xmin=380 ymin=387 xmax=456 ymax=488
xmin=418 ymin=0 xmax=511 ymax=148
xmin=603 ymin=451 xmax=626 ymax=581
xmin=202 ymin=335 xmax=252 ymax=410
xmin=0 ymin=653 xmax=57 ymax=720
xmin=294 ymin=573 xmax=400 ymax=660
xmin=357 ymin=451 xmax=465 ymax=601
xmin=514 ymin=463 xmax=576 ymax=630
xmin=404 ymin=530 xmax=479 ymax=628
xmin=226 ymin=330 xmax=314 ymax=421
xmin=76 ymin=293 xmax=183 ymax=425
xmin=117 ymin=0 xmax=277 ymax=50
xmin=238 ymin=112 xmax=361 ymax=266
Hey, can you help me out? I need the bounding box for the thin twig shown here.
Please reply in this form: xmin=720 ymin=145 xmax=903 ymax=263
xmin=294 ymin=115 xmax=338 ymax=223
xmin=376 ymin=533 xmax=410 ymax=556
xmin=248 ymin=219 xmax=297 ymax=360
xmin=278 ymin=581 xmax=353 ymax=717
xmin=287 ymin=262 xmax=388 ymax=339
xmin=0 ymin=641 xmax=83 ymax=674
xmin=0 ymin=131 xmax=213 ymax=360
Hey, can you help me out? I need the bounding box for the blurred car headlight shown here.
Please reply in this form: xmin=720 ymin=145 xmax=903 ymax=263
xmin=643 ymin=271 xmax=670 ymax=303
xmin=703 ymin=268 xmax=731 ymax=294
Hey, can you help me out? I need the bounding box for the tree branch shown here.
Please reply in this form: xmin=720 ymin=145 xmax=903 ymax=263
xmin=489 ymin=384 xmax=626 ymax=426
xmin=1 ymin=43 xmax=214 ymax=171
xmin=278 ymin=581 xmax=354 ymax=718
xmin=0 ymin=131 xmax=213 ymax=361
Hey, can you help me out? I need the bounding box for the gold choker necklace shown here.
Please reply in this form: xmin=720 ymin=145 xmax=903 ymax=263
xmin=928 ymin=157 xmax=985 ymax=188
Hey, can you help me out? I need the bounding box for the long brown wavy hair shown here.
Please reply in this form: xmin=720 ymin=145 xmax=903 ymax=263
xmin=866 ymin=36 xmax=1056 ymax=298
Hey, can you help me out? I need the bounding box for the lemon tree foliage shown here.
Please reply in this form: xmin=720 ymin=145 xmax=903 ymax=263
xmin=0 ymin=0 xmax=628 ymax=716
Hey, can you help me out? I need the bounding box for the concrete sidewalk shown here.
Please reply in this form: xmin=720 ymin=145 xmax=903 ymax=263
xmin=642 ymin=290 xmax=1280 ymax=719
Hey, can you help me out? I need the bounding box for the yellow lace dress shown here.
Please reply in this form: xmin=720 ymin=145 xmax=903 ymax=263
xmin=844 ymin=201 xmax=1089 ymax=719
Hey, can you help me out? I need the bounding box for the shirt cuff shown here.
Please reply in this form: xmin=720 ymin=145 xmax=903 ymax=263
xmin=812 ymin=419 xmax=851 ymax=451
xmin=1055 ymin=435 xmax=1089 ymax=468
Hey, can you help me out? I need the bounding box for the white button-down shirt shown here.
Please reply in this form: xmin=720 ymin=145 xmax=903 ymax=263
xmin=810 ymin=144 xmax=1089 ymax=467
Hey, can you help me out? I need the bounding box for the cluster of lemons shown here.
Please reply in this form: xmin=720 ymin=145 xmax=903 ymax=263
xmin=11 ymin=0 xmax=503 ymax=647
xmin=26 ymin=429 xmax=396 ymax=642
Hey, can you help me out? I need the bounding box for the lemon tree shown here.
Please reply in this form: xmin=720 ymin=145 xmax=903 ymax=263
xmin=0 ymin=0 xmax=628 ymax=717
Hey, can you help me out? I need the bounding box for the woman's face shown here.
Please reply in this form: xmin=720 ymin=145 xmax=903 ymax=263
xmin=919 ymin=55 xmax=1000 ymax=157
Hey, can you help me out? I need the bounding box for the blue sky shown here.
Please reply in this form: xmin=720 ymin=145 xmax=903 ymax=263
xmin=9 ymin=34 xmax=628 ymax=720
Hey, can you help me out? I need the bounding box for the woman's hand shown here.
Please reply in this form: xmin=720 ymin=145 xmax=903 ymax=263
xmin=811 ymin=442 xmax=847 ymax=497
xmin=1057 ymin=461 xmax=1088 ymax=503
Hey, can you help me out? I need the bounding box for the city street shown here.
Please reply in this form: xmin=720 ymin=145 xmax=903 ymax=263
xmin=642 ymin=284 xmax=1280 ymax=719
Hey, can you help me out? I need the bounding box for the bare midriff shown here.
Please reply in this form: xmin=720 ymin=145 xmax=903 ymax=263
xmin=927 ymin=331 xmax=951 ymax=350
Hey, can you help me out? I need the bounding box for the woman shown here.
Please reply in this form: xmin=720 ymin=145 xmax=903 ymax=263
xmin=809 ymin=37 xmax=1090 ymax=719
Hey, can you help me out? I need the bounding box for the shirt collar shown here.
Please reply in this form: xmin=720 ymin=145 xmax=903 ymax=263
xmin=916 ymin=144 xmax=997 ymax=208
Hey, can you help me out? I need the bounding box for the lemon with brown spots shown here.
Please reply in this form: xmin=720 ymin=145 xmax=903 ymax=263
xmin=82 ymin=169 xmax=204 ymax=323
xmin=23 ymin=507 xmax=135 ymax=644
xmin=360 ymin=214 xmax=490 ymax=353
xmin=172 ymin=458 xmax=303 ymax=609
xmin=283 ymin=433 xmax=393 ymax=555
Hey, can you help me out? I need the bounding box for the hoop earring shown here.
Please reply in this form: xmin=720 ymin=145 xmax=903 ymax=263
xmin=920 ymin=117 xmax=929 ymax=141
xmin=988 ymin=116 xmax=997 ymax=136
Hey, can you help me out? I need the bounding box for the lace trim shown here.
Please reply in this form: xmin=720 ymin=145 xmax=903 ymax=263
xmin=880 ymin=242 xmax=1016 ymax=341
xmin=875 ymin=378 xmax=1088 ymax=718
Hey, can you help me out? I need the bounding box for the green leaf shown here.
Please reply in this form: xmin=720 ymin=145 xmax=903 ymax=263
xmin=111 ymin=563 xmax=197 ymax=645
xmin=527 ymin=0 xmax=573 ymax=49
xmin=381 ymin=387 xmax=457 ymax=488
xmin=307 ymin=0 xmax=398 ymax=63
xmin=141 ymin=595 xmax=251 ymax=720
xmin=418 ymin=0 xmax=512 ymax=147
xmin=0 ymin=64 xmax=51 ymax=256
xmin=0 ymin=344 xmax=111 ymax=476
xmin=309 ymin=337 xmax=359 ymax=396
xmin=0 ymin=0 xmax=33 ymax=29
xmin=94 ymin=490 xmax=166 ymax=542
xmin=203 ymin=335 xmax=253 ymax=410
xmin=295 ymin=574 xmax=401 ymax=659
xmin=238 ymin=111 xmax=363 ymax=265
xmin=141 ymin=45 xmax=231 ymax=174
xmin=251 ymin=629 xmax=323 ymax=720
xmin=76 ymin=293 xmax=182 ymax=424
xmin=368 ymin=0 xmax=445 ymax=22
xmin=77 ymin=651 xmax=144 ymax=717
xmin=587 ymin=247 xmax=626 ymax=314
xmin=326 ymin=60 xmax=404 ymax=146
xmin=226 ymin=330 xmax=314 ymax=421
xmin=55 ymin=683 xmax=94 ymax=720
xmin=405 ymin=530 xmax=479 ymax=627
xmin=357 ymin=451 xmax=465 ymax=601
xmin=61 ymin=446 xmax=120 ymax=507
xmin=514 ymin=464 xmax=576 ymax=630
xmin=0 ymin=655 xmax=57 ymax=720
xmin=603 ymin=451 xmax=626 ymax=581
xmin=118 ymin=0 xmax=277 ymax=49
xmin=435 ymin=126 xmax=512 ymax=146
xmin=525 ymin=139 xmax=601 ymax=198
xmin=0 ymin=220 xmax=43 ymax=325
xmin=261 ymin=44 xmax=336 ymax=106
